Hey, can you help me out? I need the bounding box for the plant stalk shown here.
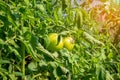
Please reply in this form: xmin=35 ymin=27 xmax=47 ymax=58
xmin=21 ymin=43 xmax=25 ymax=80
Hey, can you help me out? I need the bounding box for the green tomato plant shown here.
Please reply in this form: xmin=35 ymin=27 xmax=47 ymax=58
xmin=0 ymin=0 xmax=119 ymax=80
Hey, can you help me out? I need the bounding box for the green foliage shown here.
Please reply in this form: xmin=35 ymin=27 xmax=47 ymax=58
xmin=0 ymin=0 xmax=119 ymax=80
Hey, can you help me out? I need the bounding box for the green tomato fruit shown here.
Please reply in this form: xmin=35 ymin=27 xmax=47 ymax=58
xmin=55 ymin=37 xmax=63 ymax=50
xmin=48 ymin=33 xmax=63 ymax=51
xmin=48 ymin=33 xmax=58 ymax=47
xmin=64 ymin=37 xmax=75 ymax=50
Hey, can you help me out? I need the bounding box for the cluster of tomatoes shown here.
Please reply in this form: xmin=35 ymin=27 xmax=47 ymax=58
xmin=47 ymin=33 xmax=75 ymax=52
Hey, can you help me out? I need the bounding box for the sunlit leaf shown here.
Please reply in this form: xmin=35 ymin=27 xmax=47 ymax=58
xmin=28 ymin=61 xmax=38 ymax=71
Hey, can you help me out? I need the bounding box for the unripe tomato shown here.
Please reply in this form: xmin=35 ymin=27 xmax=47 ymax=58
xmin=63 ymin=37 xmax=75 ymax=50
xmin=48 ymin=33 xmax=58 ymax=47
xmin=55 ymin=37 xmax=63 ymax=50
xmin=48 ymin=33 xmax=63 ymax=51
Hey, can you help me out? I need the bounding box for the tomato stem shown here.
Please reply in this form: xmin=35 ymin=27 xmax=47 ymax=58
xmin=21 ymin=43 xmax=25 ymax=80
xmin=21 ymin=19 xmax=25 ymax=80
